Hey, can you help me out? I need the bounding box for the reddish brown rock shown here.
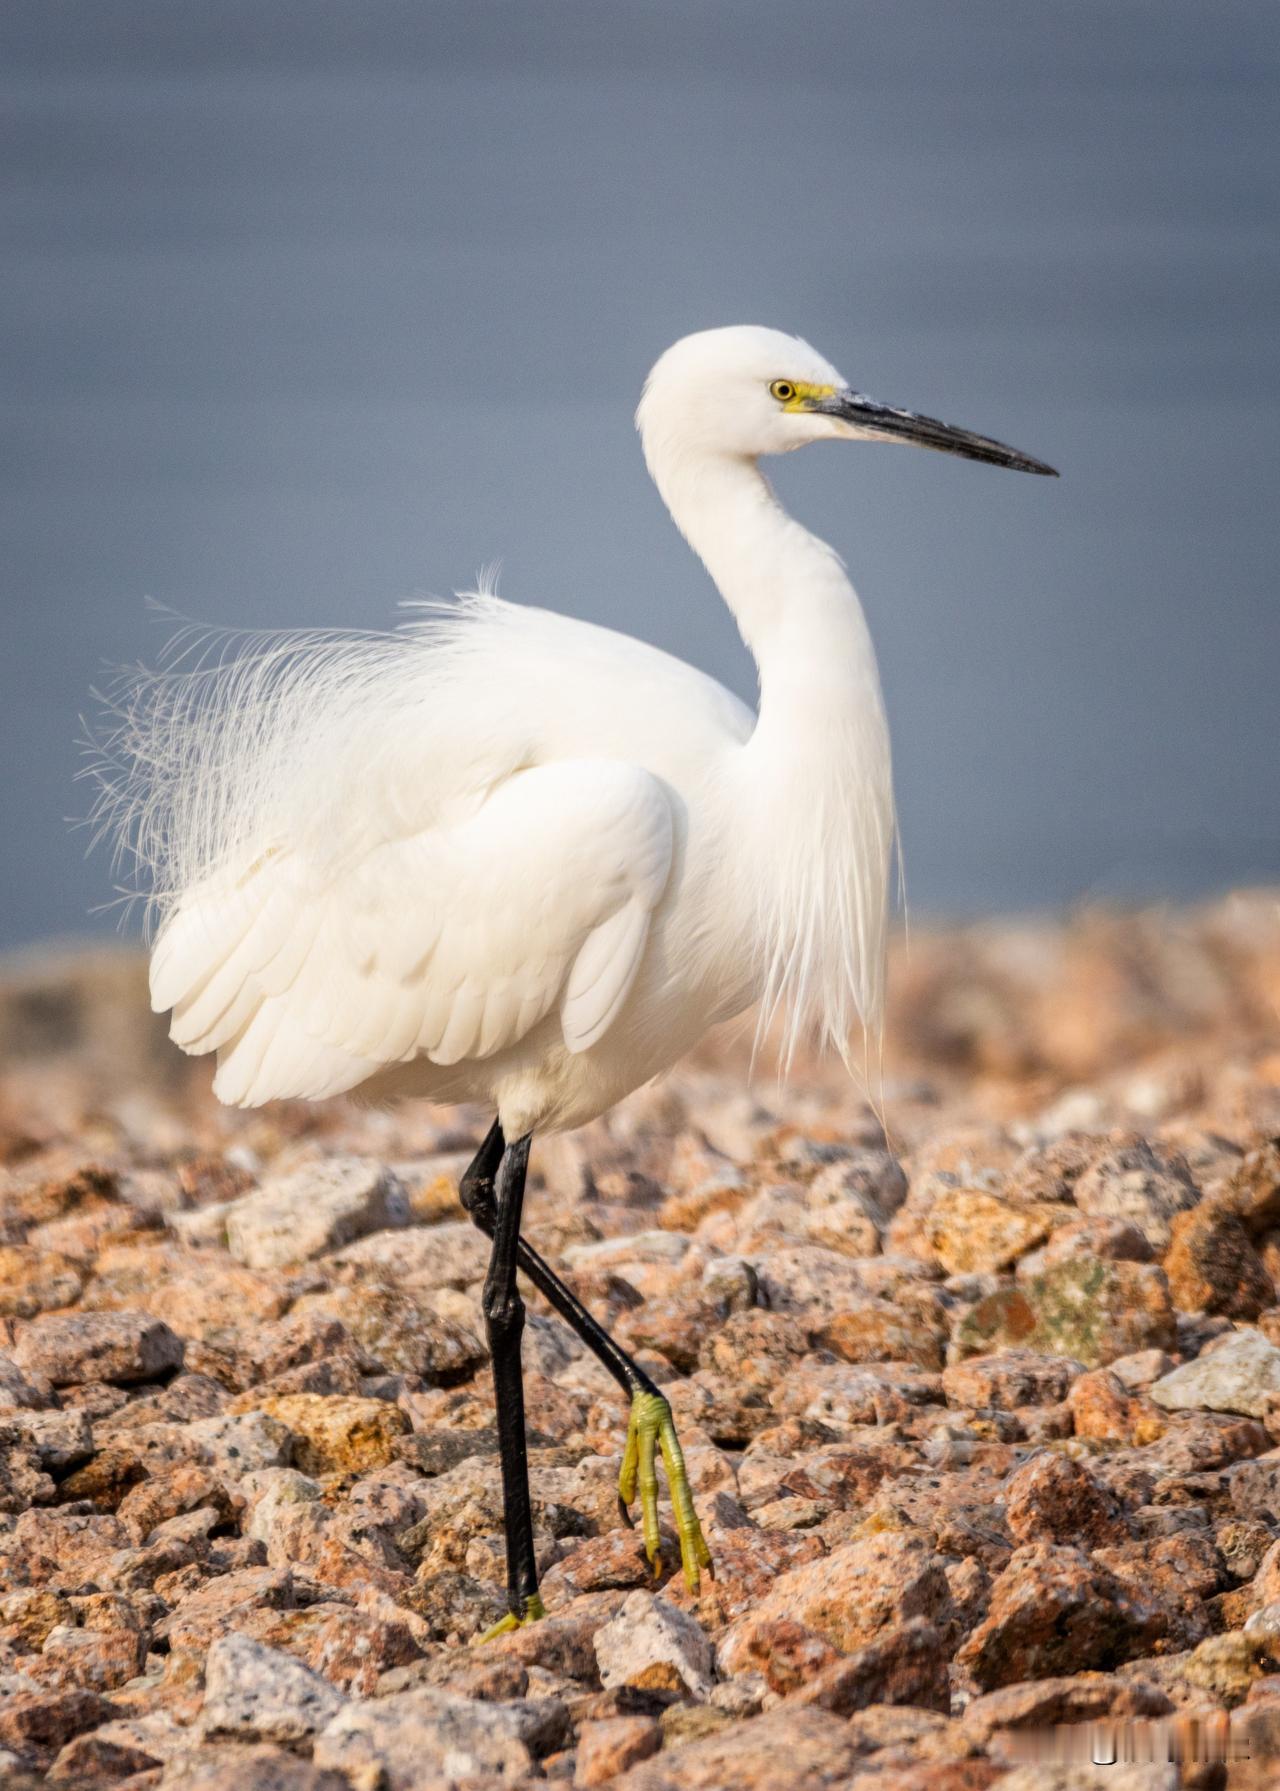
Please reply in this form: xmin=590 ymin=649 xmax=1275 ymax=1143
xmin=817 ymin=1295 xmax=947 ymax=1370
xmin=1004 ymin=1451 xmax=1131 ymax=1547
xmin=615 ymin=1293 xmax=732 ymax=1373
xmin=718 ymin=1532 xmax=952 ymax=1674
xmin=665 ymin=1526 xmax=827 ymax=1629
xmin=730 ymin=1617 xmax=842 ymax=1695
xmin=787 ymin=1617 xmax=950 ymax=1714
xmin=959 ymin=1671 xmax=1175 ymax=1744
xmin=776 ymin=1444 xmax=910 ymax=1510
xmin=956 ymin=1543 xmax=1166 ymax=1689
xmin=116 ymin=1464 xmax=235 ymax=1543
xmin=614 ymin=1704 xmax=865 ymax=1790
xmin=29 ymin=1620 xmax=148 ymax=1692
xmin=942 ymin=1351 xmax=1081 ymax=1411
xmin=576 ymin=1714 xmax=663 ymax=1786
xmin=0 ymin=1687 xmax=118 ymax=1771
xmin=12 ymin=1311 xmax=183 ymax=1387
xmin=5 ymin=907 xmax=1280 ymax=1788
xmin=1068 ymin=1367 xmax=1167 ymax=1445
xmin=542 ymin=1530 xmax=660 ymax=1598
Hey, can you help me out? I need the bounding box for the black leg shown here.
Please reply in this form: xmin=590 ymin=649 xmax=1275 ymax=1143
xmin=460 ymin=1119 xmax=659 ymax=1400
xmin=462 ymin=1118 xmax=711 ymax=1598
xmin=481 ymin=1130 xmax=540 ymax=1621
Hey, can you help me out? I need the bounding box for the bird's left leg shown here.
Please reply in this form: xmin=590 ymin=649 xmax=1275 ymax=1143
xmin=459 ymin=1119 xmax=710 ymax=1593
xmin=475 ymin=1130 xmax=545 ymax=1640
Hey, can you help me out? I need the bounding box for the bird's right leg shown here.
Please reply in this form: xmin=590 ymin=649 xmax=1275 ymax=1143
xmin=476 ymin=1130 xmax=544 ymax=1639
xmin=459 ymin=1119 xmax=711 ymax=1593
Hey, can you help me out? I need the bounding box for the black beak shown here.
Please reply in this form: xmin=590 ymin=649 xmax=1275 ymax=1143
xmin=813 ymin=389 xmax=1058 ymax=476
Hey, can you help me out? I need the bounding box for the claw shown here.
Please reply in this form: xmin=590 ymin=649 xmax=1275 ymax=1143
xmin=476 ymin=1591 xmax=546 ymax=1645
xmin=618 ymin=1388 xmax=713 ymax=1594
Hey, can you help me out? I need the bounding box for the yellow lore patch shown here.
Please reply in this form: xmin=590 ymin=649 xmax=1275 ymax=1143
xmin=770 ymin=378 xmax=837 ymax=411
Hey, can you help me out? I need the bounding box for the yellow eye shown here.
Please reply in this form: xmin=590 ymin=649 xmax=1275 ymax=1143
xmin=770 ymin=380 xmax=796 ymax=403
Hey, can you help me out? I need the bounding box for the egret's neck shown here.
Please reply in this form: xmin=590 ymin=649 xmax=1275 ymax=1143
xmin=648 ymin=448 xmax=880 ymax=737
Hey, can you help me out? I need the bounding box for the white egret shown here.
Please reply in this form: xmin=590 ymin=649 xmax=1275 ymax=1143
xmin=94 ymin=324 xmax=1056 ymax=1632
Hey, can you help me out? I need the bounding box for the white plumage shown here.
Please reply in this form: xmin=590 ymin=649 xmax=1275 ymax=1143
xmin=91 ymin=325 xmax=1051 ymax=1134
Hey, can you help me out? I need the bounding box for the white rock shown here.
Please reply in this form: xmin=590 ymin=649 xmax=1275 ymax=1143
xmin=700 ymin=1255 xmax=758 ymax=1311
xmin=561 ymin=1230 xmax=693 ymax=1299
xmin=245 ymin=1468 xmax=323 ymax=1545
xmin=1108 ymin=1349 xmax=1177 ymax=1391
xmin=168 ymin=1199 xmax=239 ymax=1249
xmin=1245 ymin=1600 xmax=1280 ymax=1637
xmin=201 ymin=1632 xmax=346 ymax=1743
xmin=3 ymin=1406 xmax=93 ymax=1469
xmin=743 ymin=1242 xmax=881 ymax=1318
xmin=1150 ymin=1328 xmax=1280 ymax=1418
xmin=314 ymin=1685 xmax=539 ymax=1786
xmin=185 ymin=1411 xmax=295 ymax=1476
xmin=225 ymin=1157 xmax=409 ymax=1270
xmin=997 ymin=1766 xmax=1178 ymax=1791
xmin=331 ymin=1220 xmax=488 ymax=1290
xmin=594 ymin=1589 xmax=715 ymax=1700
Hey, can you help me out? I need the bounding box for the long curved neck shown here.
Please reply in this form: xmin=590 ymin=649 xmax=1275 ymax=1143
xmin=645 ymin=437 xmax=895 ymax=1064
xmin=646 ymin=446 xmax=881 ymax=738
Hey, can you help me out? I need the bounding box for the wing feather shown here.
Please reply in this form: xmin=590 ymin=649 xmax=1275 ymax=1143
xmin=152 ymin=757 xmax=673 ymax=1107
xmin=561 ymin=898 xmax=652 ymax=1052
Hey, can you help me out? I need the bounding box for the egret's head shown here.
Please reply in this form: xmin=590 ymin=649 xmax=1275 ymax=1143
xmin=637 ymin=324 xmax=1056 ymax=475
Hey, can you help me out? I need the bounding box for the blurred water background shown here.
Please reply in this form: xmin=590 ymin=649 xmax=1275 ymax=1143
xmin=4 ymin=1 xmax=1279 ymax=949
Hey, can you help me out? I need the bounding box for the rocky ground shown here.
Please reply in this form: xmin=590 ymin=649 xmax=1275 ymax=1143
xmin=2 ymin=893 xmax=1280 ymax=1790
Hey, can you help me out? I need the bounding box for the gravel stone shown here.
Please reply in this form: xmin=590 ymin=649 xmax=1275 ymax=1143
xmin=313 ymin=1684 xmax=540 ymax=1785
xmin=5 ymin=902 xmax=1280 ymax=1785
xmin=595 ymin=1590 xmax=716 ymax=1699
xmin=200 ymin=1632 xmax=347 ymax=1743
xmin=225 ymin=1158 xmax=410 ymax=1270
xmin=11 ymin=1310 xmax=183 ymax=1386
xmin=1151 ymin=1327 xmax=1280 ymax=1418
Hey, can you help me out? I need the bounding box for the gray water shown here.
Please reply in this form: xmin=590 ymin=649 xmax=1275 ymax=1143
xmin=4 ymin=1 xmax=1279 ymax=950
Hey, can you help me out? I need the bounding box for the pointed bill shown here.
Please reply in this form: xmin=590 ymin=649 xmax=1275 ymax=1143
xmin=812 ymin=389 xmax=1058 ymax=475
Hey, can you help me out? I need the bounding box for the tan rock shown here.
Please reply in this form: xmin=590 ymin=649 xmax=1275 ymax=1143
xmin=0 ymin=1246 xmax=83 ymax=1319
xmin=312 ymin=1683 xmax=546 ymax=1785
xmin=251 ymin=1393 xmax=408 ymax=1478
xmin=224 ymin=1157 xmax=410 ymax=1270
xmin=1073 ymin=1136 xmax=1201 ymax=1250
xmin=924 ymin=1187 xmax=1063 ymax=1275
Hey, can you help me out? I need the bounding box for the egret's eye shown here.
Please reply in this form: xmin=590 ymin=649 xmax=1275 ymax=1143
xmin=770 ymin=380 xmax=796 ymax=403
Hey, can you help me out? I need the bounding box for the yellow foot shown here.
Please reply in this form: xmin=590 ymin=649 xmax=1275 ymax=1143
xmin=476 ymin=1591 xmax=547 ymax=1644
xmin=618 ymin=1388 xmax=713 ymax=1595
